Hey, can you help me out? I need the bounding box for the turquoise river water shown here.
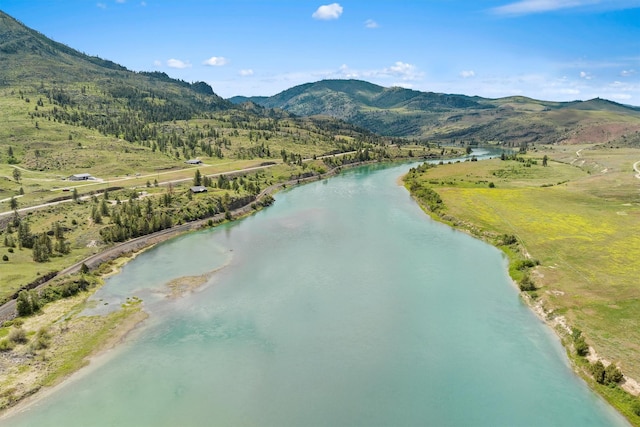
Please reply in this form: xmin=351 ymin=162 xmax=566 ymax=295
xmin=2 ymin=156 xmax=630 ymax=426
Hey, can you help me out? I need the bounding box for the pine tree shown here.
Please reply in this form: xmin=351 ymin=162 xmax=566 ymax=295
xmin=33 ymin=233 xmax=52 ymax=262
xmin=100 ymin=198 xmax=110 ymax=216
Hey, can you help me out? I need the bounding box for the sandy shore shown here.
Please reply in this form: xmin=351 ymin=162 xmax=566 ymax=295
xmin=0 ymin=293 xmax=148 ymax=418
xmin=0 ymin=246 xmax=232 ymax=418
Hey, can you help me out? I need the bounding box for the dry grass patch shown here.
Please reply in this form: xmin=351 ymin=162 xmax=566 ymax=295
xmin=0 ymin=292 xmax=146 ymax=410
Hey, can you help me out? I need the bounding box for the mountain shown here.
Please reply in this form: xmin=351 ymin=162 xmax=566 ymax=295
xmin=230 ymin=80 xmax=640 ymax=147
xmin=0 ymin=10 xmax=383 ymax=183
xmin=230 ymin=79 xmax=486 ymax=122
xmin=0 ymin=11 xmax=230 ymax=111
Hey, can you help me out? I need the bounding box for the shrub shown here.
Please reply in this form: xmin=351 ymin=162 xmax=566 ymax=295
xmin=8 ymin=327 xmax=27 ymax=344
xmin=407 ymin=183 xmax=443 ymax=212
xmin=16 ymin=290 xmax=41 ymax=316
xmin=604 ymin=364 xmax=623 ymax=385
xmin=80 ymin=263 xmax=90 ymax=274
xmin=0 ymin=338 xmax=15 ymax=352
xmin=632 ymin=400 xmax=640 ymax=417
xmin=2 ymin=254 xmax=8 ymax=261
xmin=590 ymin=361 xmax=624 ymax=385
xmin=40 ymin=277 xmax=91 ymax=304
xmin=516 ymin=259 xmax=540 ymax=270
xmin=591 ymin=360 xmax=605 ymax=384
xmin=574 ymin=336 xmax=589 ymax=357
xmin=32 ymin=327 xmax=51 ymax=350
xmin=499 ymin=234 xmax=518 ymax=246
xmin=518 ymin=274 xmax=536 ymax=291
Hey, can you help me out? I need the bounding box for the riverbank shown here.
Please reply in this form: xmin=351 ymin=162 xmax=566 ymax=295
xmin=402 ymin=152 xmax=640 ymax=425
xmin=0 ymin=156 xmax=397 ymax=414
xmin=0 ymin=151 xmax=471 ymax=415
xmin=0 ymin=154 xmax=403 ymax=322
xmin=0 ymin=286 xmax=147 ymax=413
xmin=1 ymin=153 xmax=631 ymax=426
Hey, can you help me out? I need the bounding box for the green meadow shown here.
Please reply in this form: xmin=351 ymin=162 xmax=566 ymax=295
xmin=405 ymin=148 xmax=640 ymax=381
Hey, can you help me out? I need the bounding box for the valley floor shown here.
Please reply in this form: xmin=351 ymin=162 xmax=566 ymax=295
xmin=0 ymin=156 xmax=394 ymax=414
xmin=403 ymin=145 xmax=640 ymax=425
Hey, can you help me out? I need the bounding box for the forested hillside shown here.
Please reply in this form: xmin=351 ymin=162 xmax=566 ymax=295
xmin=231 ymin=79 xmax=640 ymax=147
xmin=0 ymin=9 xmax=395 ymax=301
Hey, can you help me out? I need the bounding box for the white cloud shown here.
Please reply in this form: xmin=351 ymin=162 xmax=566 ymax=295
xmin=335 ymin=62 xmax=423 ymax=82
xmin=337 ymin=64 xmax=360 ymax=79
xmin=312 ymin=3 xmax=343 ymax=20
xmin=141 ymin=1 xmax=147 ymax=5
xmin=621 ymin=69 xmax=636 ymax=77
xmin=97 ymin=2 xmax=107 ymax=9
xmin=492 ymin=0 xmax=640 ymax=15
xmin=153 ymin=60 xmax=162 ymax=67
xmin=607 ymin=80 xmax=637 ymax=94
xmin=167 ymin=59 xmax=191 ymax=69
xmin=580 ymin=71 xmax=593 ymax=80
xmin=116 ymin=0 xmax=126 ymax=3
xmin=239 ymin=69 xmax=254 ymax=76
xmin=385 ymin=62 xmax=423 ymax=81
xmin=460 ymin=70 xmax=476 ymax=78
xmin=557 ymin=88 xmax=581 ymax=95
xmin=203 ymin=56 xmax=229 ymax=66
xmin=612 ymin=93 xmax=633 ymax=100
xmin=204 ymin=65 xmax=640 ymax=104
xmin=364 ymin=19 xmax=379 ymax=29
xmin=492 ymin=0 xmax=595 ymax=16
xmin=440 ymin=71 xmax=640 ymax=104
xmin=389 ymin=62 xmax=412 ymax=74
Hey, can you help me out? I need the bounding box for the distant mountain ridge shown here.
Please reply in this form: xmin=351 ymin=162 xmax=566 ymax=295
xmin=230 ymin=80 xmax=640 ymax=146
xmin=2 ymin=7 xmax=640 ymax=149
xmin=0 ymin=9 xmax=386 ymax=178
xmin=230 ymin=80 xmax=489 ymax=122
xmin=0 ymin=10 xmax=228 ymax=111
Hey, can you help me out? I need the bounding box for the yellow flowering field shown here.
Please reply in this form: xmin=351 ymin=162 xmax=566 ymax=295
xmin=410 ymin=152 xmax=640 ymax=379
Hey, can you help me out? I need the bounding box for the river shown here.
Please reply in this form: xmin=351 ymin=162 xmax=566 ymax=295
xmin=2 ymin=155 xmax=629 ymax=426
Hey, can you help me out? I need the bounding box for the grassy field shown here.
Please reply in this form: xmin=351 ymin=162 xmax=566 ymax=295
xmin=404 ymin=146 xmax=640 ymax=420
xmin=0 ymin=79 xmax=394 ymax=303
xmin=0 ymin=280 xmax=146 ymax=410
xmin=0 ymin=82 xmax=382 ymax=211
xmin=0 ymin=160 xmax=301 ymax=301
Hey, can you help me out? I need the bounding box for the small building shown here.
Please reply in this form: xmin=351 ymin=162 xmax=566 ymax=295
xmin=68 ymin=173 xmax=93 ymax=181
xmin=190 ymin=186 xmax=208 ymax=193
xmin=185 ymin=159 xmax=203 ymax=165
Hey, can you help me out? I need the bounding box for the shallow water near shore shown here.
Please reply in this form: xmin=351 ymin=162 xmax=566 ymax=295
xmin=3 ymin=158 xmax=629 ymax=426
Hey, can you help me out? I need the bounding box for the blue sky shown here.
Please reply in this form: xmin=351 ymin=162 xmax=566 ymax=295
xmin=1 ymin=0 xmax=639 ymax=104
